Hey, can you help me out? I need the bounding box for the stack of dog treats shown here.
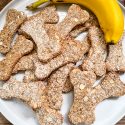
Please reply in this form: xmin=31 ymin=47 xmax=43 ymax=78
xmin=0 ymin=4 xmax=125 ymax=125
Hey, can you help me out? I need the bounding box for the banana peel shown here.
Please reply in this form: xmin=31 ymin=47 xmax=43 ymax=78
xmin=27 ymin=0 xmax=49 ymax=10
xmin=27 ymin=0 xmax=124 ymax=44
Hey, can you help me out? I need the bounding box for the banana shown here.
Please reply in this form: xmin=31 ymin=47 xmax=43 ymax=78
xmin=27 ymin=0 xmax=124 ymax=44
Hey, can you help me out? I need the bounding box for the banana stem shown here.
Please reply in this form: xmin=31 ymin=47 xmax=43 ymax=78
xmin=26 ymin=0 xmax=49 ymax=10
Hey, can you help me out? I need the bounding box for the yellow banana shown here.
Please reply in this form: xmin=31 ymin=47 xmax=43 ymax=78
xmin=27 ymin=0 xmax=124 ymax=44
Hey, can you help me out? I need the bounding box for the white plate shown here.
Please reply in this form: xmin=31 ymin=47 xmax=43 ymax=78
xmin=0 ymin=1 xmax=125 ymax=125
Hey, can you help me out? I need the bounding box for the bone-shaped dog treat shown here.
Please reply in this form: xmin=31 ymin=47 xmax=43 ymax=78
xmin=57 ymin=4 xmax=89 ymax=38
xmin=19 ymin=6 xmax=59 ymax=38
xmin=0 ymin=78 xmax=63 ymax=124
xmin=0 ymin=35 xmax=33 ymax=81
xmin=0 ymin=9 xmax=27 ymax=54
xmin=13 ymin=51 xmax=37 ymax=73
xmin=44 ymin=4 xmax=89 ymax=40
xmin=29 ymin=5 xmax=59 ymax=23
xmin=69 ymin=68 xmax=96 ymax=99
xmin=70 ymin=12 xmax=99 ymax=38
xmin=16 ymin=22 xmax=66 ymax=73
xmin=0 ymin=77 xmax=48 ymax=109
xmin=106 ymin=34 xmax=125 ymax=72
xmin=48 ymin=63 xmax=74 ymax=110
xmin=69 ymin=71 xmax=125 ymax=125
xmin=23 ymin=70 xmax=38 ymax=83
xmin=82 ymin=26 xmax=107 ymax=76
xmin=106 ymin=43 xmax=125 ymax=72
xmin=19 ymin=6 xmax=61 ymax=62
xmin=19 ymin=6 xmax=59 ymax=32
xmin=34 ymin=37 xmax=90 ymax=80
xmin=62 ymin=77 xmax=73 ymax=93
xmin=36 ymin=106 xmax=63 ymax=125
